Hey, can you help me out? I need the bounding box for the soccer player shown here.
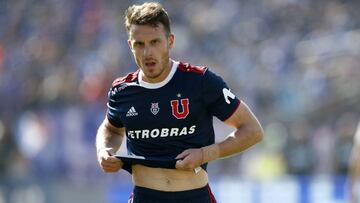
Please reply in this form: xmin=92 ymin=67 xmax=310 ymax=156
xmin=96 ymin=2 xmax=263 ymax=203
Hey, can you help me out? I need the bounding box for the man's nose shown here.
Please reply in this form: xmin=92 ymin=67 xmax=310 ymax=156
xmin=143 ymin=45 xmax=154 ymax=57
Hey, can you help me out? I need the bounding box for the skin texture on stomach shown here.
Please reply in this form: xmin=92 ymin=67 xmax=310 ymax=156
xmin=132 ymin=165 xmax=208 ymax=191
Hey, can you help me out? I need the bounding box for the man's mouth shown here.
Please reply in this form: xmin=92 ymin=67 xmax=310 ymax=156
xmin=144 ymin=61 xmax=157 ymax=67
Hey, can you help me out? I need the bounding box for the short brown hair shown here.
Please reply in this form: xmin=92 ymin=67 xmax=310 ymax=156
xmin=124 ymin=2 xmax=171 ymax=35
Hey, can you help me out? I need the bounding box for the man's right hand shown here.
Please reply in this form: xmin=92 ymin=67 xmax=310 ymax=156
xmin=97 ymin=148 xmax=123 ymax=173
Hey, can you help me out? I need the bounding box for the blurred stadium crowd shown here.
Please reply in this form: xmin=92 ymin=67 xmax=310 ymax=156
xmin=0 ymin=0 xmax=360 ymax=202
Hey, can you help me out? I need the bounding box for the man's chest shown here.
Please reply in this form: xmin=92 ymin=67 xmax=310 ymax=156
xmin=118 ymin=86 xmax=205 ymax=130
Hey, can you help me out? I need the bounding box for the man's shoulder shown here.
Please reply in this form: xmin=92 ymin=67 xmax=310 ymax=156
xmin=177 ymin=61 xmax=208 ymax=75
xmin=108 ymin=70 xmax=139 ymax=97
xmin=176 ymin=61 xmax=224 ymax=85
xmin=112 ymin=70 xmax=140 ymax=87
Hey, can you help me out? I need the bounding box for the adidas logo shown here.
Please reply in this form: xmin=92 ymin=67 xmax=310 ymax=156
xmin=126 ymin=106 xmax=138 ymax=117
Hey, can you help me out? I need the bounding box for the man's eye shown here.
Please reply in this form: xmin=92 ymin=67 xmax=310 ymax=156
xmin=151 ymin=40 xmax=160 ymax=45
xmin=134 ymin=42 xmax=144 ymax=47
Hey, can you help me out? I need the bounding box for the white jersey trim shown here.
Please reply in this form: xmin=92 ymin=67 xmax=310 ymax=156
xmin=138 ymin=59 xmax=179 ymax=89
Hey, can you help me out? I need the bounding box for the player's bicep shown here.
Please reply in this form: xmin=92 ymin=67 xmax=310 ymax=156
xmin=224 ymin=101 xmax=262 ymax=131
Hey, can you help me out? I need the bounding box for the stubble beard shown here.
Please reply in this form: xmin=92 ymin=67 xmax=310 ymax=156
xmin=141 ymin=52 xmax=170 ymax=80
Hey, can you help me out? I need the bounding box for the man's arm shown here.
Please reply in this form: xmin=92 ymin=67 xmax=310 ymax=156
xmin=176 ymin=101 xmax=263 ymax=170
xmin=205 ymin=101 xmax=263 ymax=161
xmin=96 ymin=117 xmax=125 ymax=173
xmin=349 ymin=122 xmax=360 ymax=203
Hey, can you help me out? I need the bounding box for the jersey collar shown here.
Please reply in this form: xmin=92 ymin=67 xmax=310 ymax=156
xmin=138 ymin=59 xmax=179 ymax=89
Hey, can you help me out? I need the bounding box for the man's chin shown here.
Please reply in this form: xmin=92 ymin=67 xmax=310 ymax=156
xmin=147 ymin=73 xmax=162 ymax=79
xmin=142 ymin=70 xmax=161 ymax=79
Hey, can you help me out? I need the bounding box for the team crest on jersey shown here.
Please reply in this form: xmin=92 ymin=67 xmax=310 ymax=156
xmin=170 ymin=98 xmax=189 ymax=119
xmin=150 ymin=103 xmax=160 ymax=115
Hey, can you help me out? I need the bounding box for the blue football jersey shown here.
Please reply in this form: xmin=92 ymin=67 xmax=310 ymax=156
xmin=107 ymin=60 xmax=240 ymax=171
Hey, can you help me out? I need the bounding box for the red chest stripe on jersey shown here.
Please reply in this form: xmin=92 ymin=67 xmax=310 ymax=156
xmin=178 ymin=62 xmax=207 ymax=75
xmin=170 ymin=99 xmax=189 ymax=119
xmin=112 ymin=70 xmax=139 ymax=87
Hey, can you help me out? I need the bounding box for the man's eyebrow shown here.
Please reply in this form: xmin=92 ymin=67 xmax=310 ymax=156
xmin=133 ymin=40 xmax=144 ymax=44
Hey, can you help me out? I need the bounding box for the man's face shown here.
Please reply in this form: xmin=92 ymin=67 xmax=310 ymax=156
xmin=128 ymin=23 xmax=174 ymax=83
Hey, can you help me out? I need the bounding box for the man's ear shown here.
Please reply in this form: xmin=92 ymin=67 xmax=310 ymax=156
xmin=168 ymin=33 xmax=174 ymax=49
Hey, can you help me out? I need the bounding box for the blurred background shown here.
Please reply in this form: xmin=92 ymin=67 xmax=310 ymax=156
xmin=0 ymin=0 xmax=360 ymax=202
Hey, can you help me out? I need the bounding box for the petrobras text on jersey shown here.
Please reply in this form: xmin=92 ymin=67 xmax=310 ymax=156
xmin=127 ymin=125 xmax=196 ymax=139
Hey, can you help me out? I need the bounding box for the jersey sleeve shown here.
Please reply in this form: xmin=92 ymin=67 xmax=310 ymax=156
xmin=106 ymin=87 xmax=124 ymax=128
xmin=202 ymin=69 xmax=241 ymax=121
